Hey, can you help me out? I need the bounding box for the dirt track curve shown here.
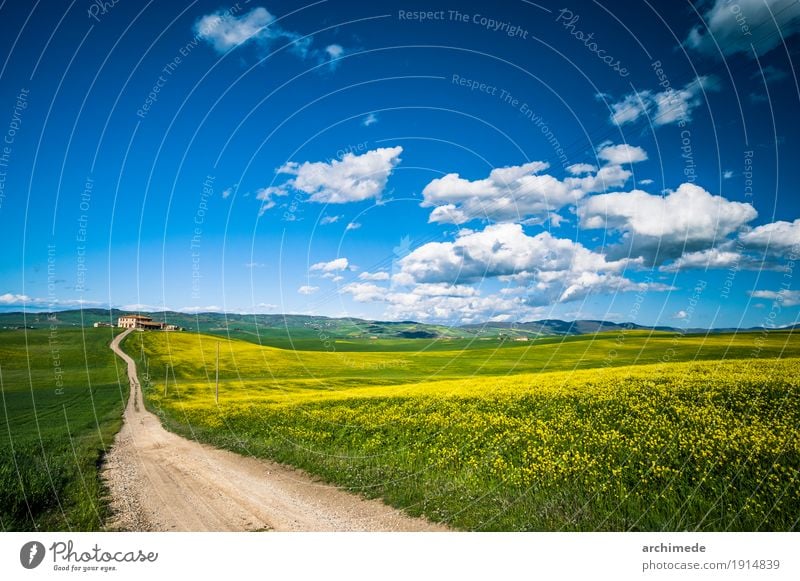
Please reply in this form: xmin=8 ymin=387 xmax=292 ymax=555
xmin=102 ymin=329 xmax=447 ymax=532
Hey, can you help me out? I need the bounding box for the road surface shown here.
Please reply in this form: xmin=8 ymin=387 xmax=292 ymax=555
xmin=102 ymin=329 xmax=447 ymax=532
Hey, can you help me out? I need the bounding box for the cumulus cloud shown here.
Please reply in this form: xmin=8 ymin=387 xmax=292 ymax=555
xmin=382 ymin=291 xmax=530 ymax=324
xmin=340 ymin=282 xmax=386 ymax=302
xmin=395 ymin=223 xmax=666 ymax=304
xmin=345 ymin=222 xmax=361 ymax=231
xmin=662 ymin=218 xmax=800 ymax=271
xmin=339 ymin=279 xmax=539 ymax=324
xmin=686 ymin=0 xmax=800 ymax=58
xmin=750 ymin=289 xmax=800 ymax=307
xmin=659 ymin=247 xmax=744 ymax=272
xmin=359 ymin=271 xmax=390 ymax=281
xmin=336 ymin=223 xmax=678 ymax=322
xmin=566 ymin=163 xmax=596 ymax=175
xmin=420 ymin=145 xmax=646 ymax=225
xmin=608 ymin=76 xmax=718 ymax=127
xmin=597 ymin=143 xmax=648 ymax=165
xmin=257 ymin=146 xmax=402 ymax=212
xmin=0 ymin=293 xmax=32 ymax=304
xmin=579 ymin=183 xmax=758 ymax=264
xmin=738 ymin=218 xmax=800 ymax=253
xmin=310 ymin=257 xmax=349 ymax=272
xmin=362 ymin=113 xmax=378 ymax=126
xmin=673 ymin=310 xmax=689 ymax=320
xmin=298 ymin=285 xmax=319 ymax=295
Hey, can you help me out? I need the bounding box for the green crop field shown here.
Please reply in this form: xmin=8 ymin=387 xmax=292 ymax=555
xmin=129 ymin=329 xmax=800 ymax=531
xmin=0 ymin=328 xmax=125 ymax=531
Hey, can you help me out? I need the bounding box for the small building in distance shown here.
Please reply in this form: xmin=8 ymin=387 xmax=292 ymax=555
xmin=93 ymin=321 xmax=114 ymax=328
xmin=117 ymin=314 xmax=182 ymax=331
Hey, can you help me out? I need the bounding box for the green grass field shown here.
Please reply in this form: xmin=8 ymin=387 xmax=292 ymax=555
xmin=130 ymin=328 xmax=800 ymax=531
xmin=0 ymin=328 xmax=125 ymax=531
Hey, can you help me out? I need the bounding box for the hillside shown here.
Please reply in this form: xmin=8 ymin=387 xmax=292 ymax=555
xmin=1 ymin=309 xmax=794 ymax=348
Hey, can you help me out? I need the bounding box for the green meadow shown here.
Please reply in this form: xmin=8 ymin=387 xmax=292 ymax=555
xmin=131 ymin=329 xmax=800 ymax=531
xmin=0 ymin=328 xmax=125 ymax=531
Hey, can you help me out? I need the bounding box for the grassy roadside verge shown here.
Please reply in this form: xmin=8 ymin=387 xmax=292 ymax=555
xmin=0 ymin=328 xmax=126 ymax=531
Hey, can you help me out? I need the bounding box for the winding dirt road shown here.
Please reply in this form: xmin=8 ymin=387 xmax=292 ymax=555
xmin=102 ymin=329 xmax=446 ymax=532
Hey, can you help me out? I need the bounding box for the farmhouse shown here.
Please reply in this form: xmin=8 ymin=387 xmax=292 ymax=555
xmin=117 ymin=315 xmax=180 ymax=331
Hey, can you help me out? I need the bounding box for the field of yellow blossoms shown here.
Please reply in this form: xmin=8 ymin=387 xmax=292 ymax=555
xmin=137 ymin=330 xmax=799 ymax=532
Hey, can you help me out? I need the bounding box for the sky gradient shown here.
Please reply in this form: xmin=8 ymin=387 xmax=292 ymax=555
xmin=0 ymin=0 xmax=799 ymax=328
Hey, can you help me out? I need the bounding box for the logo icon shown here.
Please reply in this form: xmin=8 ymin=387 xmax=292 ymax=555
xmin=20 ymin=541 xmax=45 ymax=569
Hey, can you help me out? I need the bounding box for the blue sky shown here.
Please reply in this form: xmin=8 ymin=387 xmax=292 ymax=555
xmin=0 ymin=0 xmax=799 ymax=327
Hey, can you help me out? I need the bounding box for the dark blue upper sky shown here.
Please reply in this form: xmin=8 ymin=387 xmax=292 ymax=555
xmin=1 ymin=0 xmax=799 ymax=327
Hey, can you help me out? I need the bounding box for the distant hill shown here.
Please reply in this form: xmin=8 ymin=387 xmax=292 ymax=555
xmin=0 ymin=309 xmax=794 ymax=340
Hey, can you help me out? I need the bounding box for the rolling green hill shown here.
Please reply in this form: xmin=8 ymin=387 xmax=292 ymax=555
xmin=3 ymin=308 xmax=786 ymax=352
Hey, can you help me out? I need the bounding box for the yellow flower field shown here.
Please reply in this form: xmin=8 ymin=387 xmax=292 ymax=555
xmin=134 ymin=331 xmax=800 ymax=530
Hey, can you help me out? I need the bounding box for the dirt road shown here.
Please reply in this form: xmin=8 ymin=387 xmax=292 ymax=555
xmin=102 ymin=329 xmax=447 ymax=532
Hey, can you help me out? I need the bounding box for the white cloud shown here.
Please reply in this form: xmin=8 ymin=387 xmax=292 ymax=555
xmin=660 ymin=247 xmax=744 ymax=272
xmin=340 ymin=282 xmax=386 ymax=302
xmin=738 ymin=218 xmax=800 ymax=253
xmin=723 ymin=170 xmax=734 ymax=179
xmin=566 ymin=163 xmax=596 ymax=175
xmin=322 ymin=44 xmax=345 ymax=69
xmin=244 ymin=261 xmax=266 ymax=269
xmin=750 ymin=289 xmax=800 ymax=307
xmin=359 ymin=271 xmax=390 ymax=281
xmin=259 ymin=146 xmax=403 ymax=209
xmin=579 ymin=183 xmax=758 ymax=264
xmin=0 ymin=293 xmax=32 ymax=304
xmin=298 ymin=285 xmax=319 ymax=295
xmin=673 ymin=310 xmax=688 ymax=320
xmin=608 ymin=77 xmax=718 ymax=127
xmin=686 ymin=0 xmax=800 ymax=58
xmin=339 ymin=280 xmax=539 ymax=324
xmin=195 ymin=7 xmax=274 ymax=53
xmin=325 ymin=44 xmax=344 ymax=59
xmin=391 ymin=223 xmax=666 ymax=307
xmin=420 ymin=147 xmax=645 ymax=225
xmin=597 ymin=143 xmax=648 ymax=165
xmin=332 ymin=219 xmax=684 ymax=321
xmin=410 ymin=283 xmax=479 ymax=298
xmin=639 ymin=179 xmax=654 ymax=185
xmin=320 ymin=215 xmax=341 ymax=225
xmin=310 ymin=257 xmax=350 ymax=272
xmin=222 ymin=187 xmax=234 ymax=199
xmin=196 ymin=7 xmax=346 ymax=65
xmin=345 ymin=222 xmax=361 ymax=231
xmin=383 ymin=293 xmax=528 ymax=324
xmin=178 ymin=305 xmax=223 ymax=313
xmin=548 ymin=212 xmax=566 ymax=227
xmin=362 ymin=113 xmax=378 ymax=127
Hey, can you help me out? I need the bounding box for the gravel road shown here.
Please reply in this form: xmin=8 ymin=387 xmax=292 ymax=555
xmin=102 ymin=329 xmax=447 ymax=532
